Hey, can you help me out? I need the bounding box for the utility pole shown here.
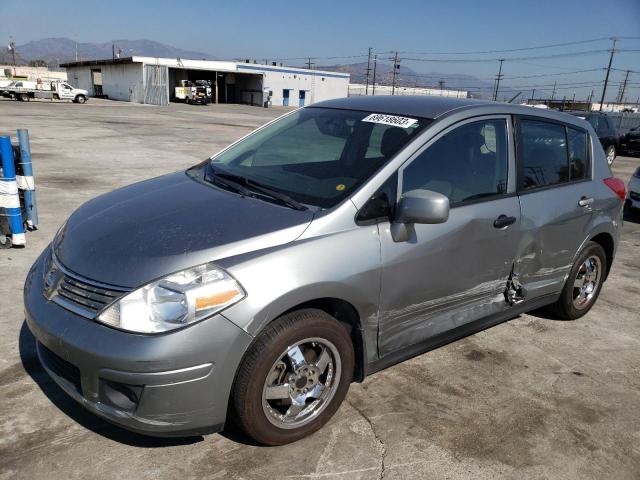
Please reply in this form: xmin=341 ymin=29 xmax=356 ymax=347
xmin=617 ymin=69 xmax=630 ymax=103
xmin=438 ymin=79 xmax=445 ymax=90
xmin=599 ymin=37 xmax=617 ymax=111
xmin=305 ymin=57 xmax=315 ymax=70
xmin=8 ymin=39 xmax=16 ymax=66
xmin=492 ymin=59 xmax=504 ymax=101
xmin=530 ymin=88 xmax=535 ymax=103
xmin=551 ymin=80 xmax=557 ymax=101
xmin=391 ymin=52 xmax=400 ymax=95
xmin=364 ymin=47 xmax=372 ymax=95
xmin=112 ymin=44 xmax=115 ymax=61
xmin=372 ymin=54 xmax=377 ymax=96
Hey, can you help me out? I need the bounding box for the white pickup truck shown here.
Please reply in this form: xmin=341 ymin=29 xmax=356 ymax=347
xmin=3 ymin=80 xmax=89 ymax=103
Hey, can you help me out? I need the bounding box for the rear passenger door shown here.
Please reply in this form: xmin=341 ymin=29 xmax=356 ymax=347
xmin=514 ymin=117 xmax=593 ymax=299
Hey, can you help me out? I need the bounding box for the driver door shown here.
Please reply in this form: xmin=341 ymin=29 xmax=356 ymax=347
xmin=377 ymin=116 xmax=521 ymax=356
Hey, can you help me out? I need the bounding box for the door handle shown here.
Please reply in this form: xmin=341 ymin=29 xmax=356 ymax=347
xmin=493 ymin=215 xmax=517 ymax=229
xmin=578 ymin=196 xmax=594 ymax=207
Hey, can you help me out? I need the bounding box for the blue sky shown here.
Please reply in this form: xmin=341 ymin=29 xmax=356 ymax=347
xmin=1 ymin=0 xmax=639 ymax=100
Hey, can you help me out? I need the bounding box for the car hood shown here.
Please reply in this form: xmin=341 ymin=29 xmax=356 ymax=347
xmin=53 ymin=172 xmax=314 ymax=288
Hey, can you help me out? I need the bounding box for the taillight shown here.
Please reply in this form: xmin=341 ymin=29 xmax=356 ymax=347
xmin=603 ymin=177 xmax=626 ymax=201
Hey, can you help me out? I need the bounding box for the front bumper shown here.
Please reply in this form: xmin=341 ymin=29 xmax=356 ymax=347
xmin=24 ymin=250 xmax=253 ymax=436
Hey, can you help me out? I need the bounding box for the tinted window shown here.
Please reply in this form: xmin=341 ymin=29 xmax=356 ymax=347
xmin=518 ymin=120 xmax=569 ymax=190
xmin=567 ymin=127 xmax=589 ymax=180
xmin=402 ymin=119 xmax=508 ymax=204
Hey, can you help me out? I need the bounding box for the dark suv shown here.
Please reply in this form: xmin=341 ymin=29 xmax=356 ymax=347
xmin=568 ymin=112 xmax=619 ymax=165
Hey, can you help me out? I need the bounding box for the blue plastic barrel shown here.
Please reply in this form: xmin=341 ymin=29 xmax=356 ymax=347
xmin=17 ymin=129 xmax=38 ymax=229
xmin=0 ymin=136 xmax=25 ymax=246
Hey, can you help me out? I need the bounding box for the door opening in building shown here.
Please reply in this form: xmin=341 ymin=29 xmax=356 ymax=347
xmin=283 ymin=89 xmax=290 ymax=106
xmin=299 ymin=90 xmax=306 ymax=107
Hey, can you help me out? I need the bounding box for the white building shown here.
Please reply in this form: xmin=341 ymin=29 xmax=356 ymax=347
xmin=349 ymin=83 xmax=468 ymax=98
xmin=1 ymin=65 xmax=67 ymax=82
xmin=61 ymin=56 xmax=349 ymax=107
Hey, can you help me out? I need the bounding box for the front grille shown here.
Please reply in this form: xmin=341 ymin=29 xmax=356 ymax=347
xmin=44 ymin=252 xmax=129 ymax=319
xmin=37 ymin=342 xmax=82 ymax=394
xmin=56 ymin=273 xmax=123 ymax=314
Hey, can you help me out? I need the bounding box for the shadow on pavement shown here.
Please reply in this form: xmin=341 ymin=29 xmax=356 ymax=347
xmin=19 ymin=321 xmax=204 ymax=448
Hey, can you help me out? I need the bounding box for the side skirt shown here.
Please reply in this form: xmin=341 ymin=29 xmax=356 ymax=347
xmin=363 ymin=293 xmax=559 ymax=378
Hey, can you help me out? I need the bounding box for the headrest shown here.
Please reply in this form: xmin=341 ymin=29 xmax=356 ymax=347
xmin=380 ymin=128 xmax=409 ymax=158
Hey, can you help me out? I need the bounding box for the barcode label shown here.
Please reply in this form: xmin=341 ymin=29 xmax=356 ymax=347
xmin=362 ymin=113 xmax=418 ymax=128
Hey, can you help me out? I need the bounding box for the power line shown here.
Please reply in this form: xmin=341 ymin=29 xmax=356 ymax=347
xmin=403 ymin=48 xmax=611 ymax=63
xmin=396 ymin=36 xmax=616 ymax=55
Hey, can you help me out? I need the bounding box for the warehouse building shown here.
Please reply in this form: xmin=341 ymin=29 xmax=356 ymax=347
xmin=61 ymin=56 xmax=349 ymax=107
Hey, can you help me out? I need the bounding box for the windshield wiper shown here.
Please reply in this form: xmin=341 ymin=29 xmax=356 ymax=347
xmin=243 ymin=179 xmax=308 ymax=211
xmin=205 ymin=165 xmax=252 ymax=197
xmin=208 ymin=165 xmax=307 ymax=211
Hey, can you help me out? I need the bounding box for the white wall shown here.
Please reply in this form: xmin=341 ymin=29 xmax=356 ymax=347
xmin=349 ymin=83 xmax=468 ymax=98
xmin=241 ymin=66 xmax=349 ymax=107
xmin=66 ymin=67 xmax=92 ymax=92
xmin=66 ymin=63 xmax=144 ymax=102
xmin=0 ymin=65 xmax=67 ymax=81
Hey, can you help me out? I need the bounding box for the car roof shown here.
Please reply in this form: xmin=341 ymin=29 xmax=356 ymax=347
xmin=310 ymin=95 xmax=589 ymax=126
xmin=311 ymin=95 xmax=491 ymax=119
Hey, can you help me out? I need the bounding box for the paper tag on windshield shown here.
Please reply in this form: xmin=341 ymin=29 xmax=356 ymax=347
xmin=362 ymin=113 xmax=418 ymax=128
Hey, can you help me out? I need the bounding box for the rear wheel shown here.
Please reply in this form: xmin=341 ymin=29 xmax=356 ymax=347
xmin=231 ymin=309 xmax=354 ymax=445
xmin=18 ymin=93 xmax=29 ymax=102
xmin=548 ymin=241 xmax=607 ymax=319
xmin=606 ymin=145 xmax=616 ymax=166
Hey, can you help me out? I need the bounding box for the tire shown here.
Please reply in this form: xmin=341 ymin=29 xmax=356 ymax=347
xmin=605 ymin=145 xmax=616 ymax=166
xmin=231 ymin=308 xmax=354 ymax=445
xmin=18 ymin=93 xmax=29 ymax=102
xmin=548 ymin=241 xmax=607 ymax=320
xmin=0 ymin=234 xmax=11 ymax=249
xmin=75 ymin=95 xmax=86 ymax=104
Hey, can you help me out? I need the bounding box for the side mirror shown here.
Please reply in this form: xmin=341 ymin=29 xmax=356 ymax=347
xmin=391 ymin=190 xmax=449 ymax=242
xmin=395 ymin=189 xmax=450 ymax=224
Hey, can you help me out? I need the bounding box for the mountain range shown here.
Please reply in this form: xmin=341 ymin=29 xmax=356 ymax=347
xmin=2 ymin=38 xmax=215 ymax=65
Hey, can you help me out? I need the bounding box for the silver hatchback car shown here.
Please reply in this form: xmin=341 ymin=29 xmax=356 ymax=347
xmin=25 ymin=96 xmax=626 ymax=445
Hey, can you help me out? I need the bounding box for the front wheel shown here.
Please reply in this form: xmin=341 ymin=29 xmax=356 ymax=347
xmin=75 ymin=95 xmax=86 ymax=104
xmin=231 ymin=309 xmax=354 ymax=445
xmin=606 ymin=145 xmax=616 ymax=166
xmin=548 ymin=241 xmax=607 ymax=320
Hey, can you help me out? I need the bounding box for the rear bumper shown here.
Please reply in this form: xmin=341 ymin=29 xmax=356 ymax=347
xmin=24 ymin=250 xmax=253 ymax=437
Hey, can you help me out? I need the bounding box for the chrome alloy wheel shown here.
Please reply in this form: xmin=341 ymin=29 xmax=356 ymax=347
xmin=572 ymin=255 xmax=602 ymax=309
xmin=262 ymin=337 xmax=341 ymax=429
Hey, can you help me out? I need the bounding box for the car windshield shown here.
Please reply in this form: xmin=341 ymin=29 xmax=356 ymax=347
xmin=197 ymin=107 xmax=430 ymax=208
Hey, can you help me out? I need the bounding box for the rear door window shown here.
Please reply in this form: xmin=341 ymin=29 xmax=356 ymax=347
xmin=517 ymin=119 xmax=569 ymax=190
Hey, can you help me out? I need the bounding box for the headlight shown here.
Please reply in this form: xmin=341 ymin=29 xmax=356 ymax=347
xmin=97 ymin=263 xmax=245 ymax=333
